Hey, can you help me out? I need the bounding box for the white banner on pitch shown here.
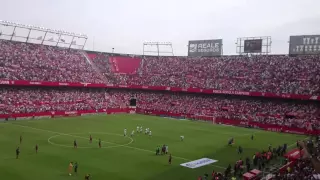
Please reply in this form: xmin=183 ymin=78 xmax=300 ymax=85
xmin=180 ymin=158 xmax=218 ymax=169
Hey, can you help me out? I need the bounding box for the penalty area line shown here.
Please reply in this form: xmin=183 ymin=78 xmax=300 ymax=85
xmin=8 ymin=123 xmax=226 ymax=170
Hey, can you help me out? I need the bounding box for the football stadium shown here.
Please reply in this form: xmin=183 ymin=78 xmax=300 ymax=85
xmin=0 ymin=0 xmax=320 ymax=180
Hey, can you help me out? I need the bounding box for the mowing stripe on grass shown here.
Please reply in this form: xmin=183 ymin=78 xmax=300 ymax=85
xmin=8 ymin=123 xmax=227 ymax=170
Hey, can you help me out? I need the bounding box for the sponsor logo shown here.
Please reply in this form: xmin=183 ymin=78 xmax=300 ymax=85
xmin=267 ymin=128 xmax=282 ymax=132
xmin=240 ymin=122 xmax=248 ymax=125
xmin=81 ymin=113 xmax=100 ymax=116
xmin=310 ymin=96 xmax=318 ymax=100
xmin=81 ymin=82 xmax=91 ymax=87
xmin=142 ymin=86 xmax=148 ymax=89
xmin=189 ymin=44 xmax=198 ymax=52
xmin=29 ymin=82 xmax=41 ymax=85
xmin=0 ymin=80 xmax=10 ymax=84
xmin=16 ymin=117 xmax=33 ymax=120
xmin=284 ymin=130 xmax=306 ymax=135
xmin=119 ymin=85 xmax=128 ymax=88
xmin=65 ymin=111 xmax=77 ymax=115
xmin=212 ymin=90 xmax=250 ymax=96
xmin=180 ymin=158 xmax=218 ymax=169
xmin=288 ymin=150 xmax=300 ymax=157
xmin=281 ymin=94 xmax=291 ymax=98
xmin=166 ymin=87 xmax=171 ymax=91
xmin=107 ymin=84 xmax=114 ymax=87
xmin=59 ymin=83 xmax=69 ymax=86
xmin=34 ymin=115 xmax=51 ymax=119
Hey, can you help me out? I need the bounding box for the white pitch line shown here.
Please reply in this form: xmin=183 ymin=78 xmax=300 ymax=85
xmin=47 ymin=132 xmax=134 ymax=149
xmin=8 ymin=123 xmax=227 ymax=170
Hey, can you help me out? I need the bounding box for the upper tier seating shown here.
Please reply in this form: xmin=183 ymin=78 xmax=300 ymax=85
xmin=0 ymin=40 xmax=104 ymax=83
xmin=1 ymin=40 xmax=319 ymax=95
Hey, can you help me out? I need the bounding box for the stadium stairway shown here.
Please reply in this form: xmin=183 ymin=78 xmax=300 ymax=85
xmin=82 ymin=51 xmax=109 ymax=83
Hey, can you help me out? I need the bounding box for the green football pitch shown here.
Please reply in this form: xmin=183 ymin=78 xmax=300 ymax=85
xmin=0 ymin=114 xmax=306 ymax=180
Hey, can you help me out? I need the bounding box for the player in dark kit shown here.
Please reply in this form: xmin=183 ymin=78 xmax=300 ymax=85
xmin=228 ymin=137 xmax=234 ymax=146
xmin=16 ymin=147 xmax=20 ymax=159
xmin=20 ymin=135 xmax=22 ymax=144
xmin=74 ymin=162 xmax=78 ymax=174
xmin=168 ymin=154 xmax=172 ymax=164
xmin=98 ymin=139 xmax=101 ymax=148
xmin=35 ymin=144 xmax=38 ymax=154
xmin=238 ymin=146 xmax=243 ymax=154
xmin=89 ymin=135 xmax=92 ymax=143
xmin=74 ymin=140 xmax=77 ymax=148
xmin=251 ymin=135 xmax=254 ymax=140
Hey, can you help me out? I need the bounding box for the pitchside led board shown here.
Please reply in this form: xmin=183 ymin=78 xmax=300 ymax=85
xmin=243 ymin=39 xmax=263 ymax=53
xmin=289 ymin=35 xmax=320 ymax=55
xmin=188 ymin=39 xmax=222 ymax=57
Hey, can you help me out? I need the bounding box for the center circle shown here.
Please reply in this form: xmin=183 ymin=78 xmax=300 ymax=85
xmin=48 ymin=132 xmax=133 ymax=149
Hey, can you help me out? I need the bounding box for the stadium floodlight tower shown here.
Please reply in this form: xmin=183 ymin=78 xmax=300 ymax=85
xmin=143 ymin=42 xmax=174 ymax=57
xmin=0 ymin=20 xmax=87 ymax=49
xmin=236 ymin=36 xmax=271 ymax=55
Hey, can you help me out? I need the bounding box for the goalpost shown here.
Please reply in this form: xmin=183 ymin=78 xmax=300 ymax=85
xmin=192 ymin=115 xmax=216 ymax=124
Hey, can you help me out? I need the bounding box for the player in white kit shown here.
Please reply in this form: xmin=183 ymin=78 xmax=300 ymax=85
xmin=180 ymin=136 xmax=184 ymax=141
xmin=149 ymin=130 xmax=152 ymax=137
xmin=136 ymin=126 xmax=139 ymax=132
xmin=124 ymin=128 xmax=127 ymax=136
xmin=140 ymin=126 xmax=143 ymax=133
xmin=131 ymin=130 xmax=134 ymax=137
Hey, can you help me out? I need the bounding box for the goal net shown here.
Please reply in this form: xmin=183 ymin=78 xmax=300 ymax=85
xmin=191 ymin=115 xmax=216 ymax=124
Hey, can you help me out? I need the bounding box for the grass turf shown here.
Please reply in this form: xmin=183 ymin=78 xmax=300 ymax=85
xmin=0 ymin=114 xmax=306 ymax=180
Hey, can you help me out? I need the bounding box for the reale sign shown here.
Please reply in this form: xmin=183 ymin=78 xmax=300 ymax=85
xmin=188 ymin=39 xmax=222 ymax=57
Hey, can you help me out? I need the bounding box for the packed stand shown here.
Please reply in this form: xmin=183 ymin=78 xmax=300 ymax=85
xmin=134 ymin=91 xmax=320 ymax=130
xmin=0 ymin=87 xmax=131 ymax=114
xmin=87 ymin=53 xmax=116 ymax=84
xmin=134 ymin=56 xmax=320 ymax=95
xmin=0 ymin=40 xmax=104 ymax=83
xmin=1 ymin=39 xmax=320 ymax=95
xmin=273 ymin=138 xmax=320 ymax=180
xmin=1 ymin=87 xmax=319 ymax=129
xmin=198 ymin=143 xmax=289 ymax=180
xmin=90 ymin=55 xmax=320 ymax=95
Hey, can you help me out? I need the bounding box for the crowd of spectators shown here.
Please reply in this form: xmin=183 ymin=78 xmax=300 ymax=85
xmin=0 ymin=40 xmax=104 ymax=83
xmin=87 ymin=54 xmax=320 ymax=95
xmin=1 ymin=40 xmax=320 ymax=95
xmin=128 ymin=56 xmax=320 ymax=95
xmin=0 ymin=87 xmax=131 ymax=114
xmin=0 ymin=87 xmax=319 ymax=129
xmin=134 ymin=91 xmax=320 ymax=130
xmin=272 ymin=139 xmax=320 ymax=180
xmin=198 ymin=142 xmax=289 ymax=180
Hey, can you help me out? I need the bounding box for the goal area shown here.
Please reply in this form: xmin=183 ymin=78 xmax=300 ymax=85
xmin=191 ymin=115 xmax=216 ymax=124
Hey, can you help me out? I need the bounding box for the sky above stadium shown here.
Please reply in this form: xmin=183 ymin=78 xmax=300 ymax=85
xmin=1 ymin=0 xmax=320 ymax=55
